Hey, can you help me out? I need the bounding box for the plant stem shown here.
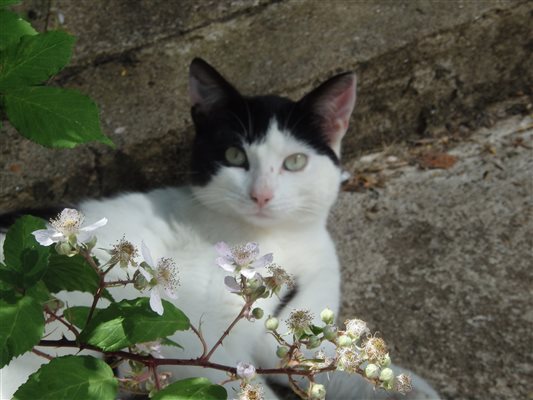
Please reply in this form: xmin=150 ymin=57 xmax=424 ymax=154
xmin=203 ymin=304 xmax=247 ymax=361
xmin=44 ymin=306 xmax=80 ymax=340
xmin=190 ymin=323 xmax=208 ymax=358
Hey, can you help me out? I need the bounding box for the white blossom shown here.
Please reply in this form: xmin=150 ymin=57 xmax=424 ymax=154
xmin=32 ymin=208 xmax=107 ymax=246
xmin=139 ymin=242 xmax=179 ymax=315
xmin=215 ymin=241 xmax=272 ymax=278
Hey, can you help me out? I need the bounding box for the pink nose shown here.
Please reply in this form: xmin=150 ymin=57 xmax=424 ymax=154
xmin=250 ymin=189 xmax=273 ymax=208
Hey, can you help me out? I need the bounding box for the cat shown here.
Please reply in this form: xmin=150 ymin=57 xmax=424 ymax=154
xmin=0 ymin=58 xmax=439 ymax=399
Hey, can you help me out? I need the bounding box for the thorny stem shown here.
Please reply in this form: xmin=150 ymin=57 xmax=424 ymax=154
xmin=105 ymin=279 xmax=135 ymax=287
xmin=44 ymin=305 xmax=80 ymax=340
xmin=32 ymin=348 xmax=54 ymax=361
xmin=288 ymin=374 xmax=308 ymax=399
xmin=150 ymin=363 xmax=161 ymax=391
xmin=202 ymin=303 xmax=248 ymax=361
xmin=36 ymin=339 xmax=337 ymax=377
xmin=190 ymin=323 xmax=208 ymax=358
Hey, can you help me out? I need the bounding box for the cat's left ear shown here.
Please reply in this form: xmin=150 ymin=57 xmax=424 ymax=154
xmin=300 ymin=72 xmax=357 ymax=155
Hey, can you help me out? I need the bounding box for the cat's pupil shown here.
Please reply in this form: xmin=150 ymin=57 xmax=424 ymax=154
xmin=225 ymin=147 xmax=247 ymax=167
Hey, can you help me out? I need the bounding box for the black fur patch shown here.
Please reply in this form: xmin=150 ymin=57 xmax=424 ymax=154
xmin=189 ymin=59 xmax=341 ymax=186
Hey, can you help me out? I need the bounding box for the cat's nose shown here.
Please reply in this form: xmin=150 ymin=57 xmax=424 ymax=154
xmin=250 ymin=189 xmax=273 ymax=208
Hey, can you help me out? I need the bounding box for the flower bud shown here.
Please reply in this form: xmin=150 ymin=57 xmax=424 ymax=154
xmin=252 ymin=307 xmax=264 ymax=319
xmin=306 ymin=335 xmax=321 ymax=349
xmin=365 ymin=363 xmax=380 ymax=379
xmin=309 ymin=383 xmax=326 ymax=400
xmin=133 ymin=270 xmax=149 ymax=290
xmin=320 ymin=307 xmax=335 ymax=324
xmin=379 ymin=367 xmax=394 ymax=383
xmin=380 ymin=353 xmax=391 ymax=367
xmin=236 ymin=361 xmax=256 ymax=381
xmin=323 ymin=325 xmax=337 ymax=341
xmin=265 ymin=317 xmax=279 ymax=331
xmin=337 ymin=335 xmax=352 ymax=347
xmin=55 ymin=241 xmax=77 ymax=257
xmin=276 ymin=346 xmax=289 ymax=358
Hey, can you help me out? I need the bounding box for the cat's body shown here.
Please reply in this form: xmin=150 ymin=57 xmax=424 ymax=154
xmin=0 ymin=59 xmax=439 ymax=399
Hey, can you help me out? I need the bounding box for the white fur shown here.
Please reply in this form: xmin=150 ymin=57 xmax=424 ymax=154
xmin=0 ymin=118 xmax=439 ymax=399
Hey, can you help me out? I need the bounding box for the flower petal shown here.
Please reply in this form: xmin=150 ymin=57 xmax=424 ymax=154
xmin=164 ymin=286 xmax=178 ymax=300
xmin=224 ymin=276 xmax=241 ymax=293
xmin=141 ymin=241 xmax=155 ymax=267
xmin=216 ymin=257 xmax=236 ymax=272
xmin=79 ymin=217 xmax=108 ymax=232
xmin=32 ymin=229 xmax=60 ymax=246
xmin=138 ymin=266 xmax=153 ymax=281
xmin=241 ymin=269 xmax=258 ymax=279
xmin=77 ymin=231 xmax=93 ymax=243
xmin=251 ymin=253 xmax=273 ymax=269
xmin=214 ymin=241 xmax=232 ymax=257
xmin=149 ymin=289 xmax=164 ymax=315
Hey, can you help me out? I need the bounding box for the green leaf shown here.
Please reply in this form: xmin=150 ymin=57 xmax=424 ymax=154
xmin=0 ymin=293 xmax=45 ymax=368
xmin=63 ymin=306 xmax=100 ymax=330
xmin=0 ymin=0 xmax=21 ymax=7
xmin=2 ymin=215 xmax=50 ymax=288
xmin=0 ymin=30 xmax=74 ymax=89
xmin=152 ymin=377 xmax=227 ymax=400
xmin=79 ymin=298 xmax=190 ymax=351
xmin=43 ymin=253 xmax=99 ymax=293
xmin=3 ymin=86 xmax=113 ymax=147
xmin=13 ymin=355 xmax=118 ymax=400
xmin=42 ymin=252 xmax=114 ymax=301
xmin=0 ymin=10 xmax=37 ymax=51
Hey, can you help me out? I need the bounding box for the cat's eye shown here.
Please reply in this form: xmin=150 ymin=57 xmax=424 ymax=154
xmin=225 ymin=146 xmax=247 ymax=167
xmin=283 ymin=153 xmax=308 ymax=172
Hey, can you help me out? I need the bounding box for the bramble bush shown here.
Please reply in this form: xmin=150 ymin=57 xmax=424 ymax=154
xmin=0 ymin=2 xmax=412 ymax=399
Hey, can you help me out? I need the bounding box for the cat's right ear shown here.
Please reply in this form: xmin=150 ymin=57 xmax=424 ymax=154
xmin=189 ymin=58 xmax=240 ymax=114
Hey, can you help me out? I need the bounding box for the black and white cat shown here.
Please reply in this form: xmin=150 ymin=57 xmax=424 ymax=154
xmin=0 ymin=59 xmax=439 ymax=399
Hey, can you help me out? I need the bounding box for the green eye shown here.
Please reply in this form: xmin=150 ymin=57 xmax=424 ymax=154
xmin=283 ymin=153 xmax=308 ymax=172
xmin=225 ymin=146 xmax=247 ymax=167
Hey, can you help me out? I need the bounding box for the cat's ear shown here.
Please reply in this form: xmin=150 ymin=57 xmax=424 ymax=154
xmin=300 ymin=72 xmax=357 ymax=154
xmin=189 ymin=58 xmax=240 ymax=114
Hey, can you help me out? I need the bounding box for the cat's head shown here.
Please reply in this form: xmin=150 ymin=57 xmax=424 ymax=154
xmin=188 ymin=58 xmax=356 ymax=227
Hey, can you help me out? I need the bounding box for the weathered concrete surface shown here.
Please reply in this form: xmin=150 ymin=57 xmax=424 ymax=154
xmin=331 ymin=114 xmax=533 ymax=400
xmin=1 ymin=0 xmax=531 ymax=211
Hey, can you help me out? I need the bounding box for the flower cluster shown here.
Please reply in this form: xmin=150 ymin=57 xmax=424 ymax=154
xmin=215 ymin=242 xmax=294 ymax=321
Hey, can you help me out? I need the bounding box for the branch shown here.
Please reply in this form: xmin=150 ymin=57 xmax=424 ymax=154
xmin=203 ymin=303 xmax=247 ymax=361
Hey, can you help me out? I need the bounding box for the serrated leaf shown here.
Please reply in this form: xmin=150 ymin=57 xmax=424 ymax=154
xmin=79 ymin=298 xmax=190 ymax=351
xmin=152 ymin=377 xmax=227 ymax=400
xmin=42 ymin=252 xmax=114 ymax=301
xmin=13 ymin=355 xmax=118 ymax=400
xmin=2 ymin=215 xmax=50 ymax=288
xmin=0 ymin=10 xmax=37 ymax=51
xmin=63 ymin=306 xmax=100 ymax=330
xmin=4 ymin=86 xmax=113 ymax=147
xmin=0 ymin=293 xmax=45 ymax=367
xmin=0 ymin=30 xmax=74 ymax=89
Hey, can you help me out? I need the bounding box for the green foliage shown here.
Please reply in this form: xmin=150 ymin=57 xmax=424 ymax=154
xmin=70 ymin=298 xmax=190 ymax=351
xmin=0 ymin=31 xmax=74 ymax=89
xmin=151 ymin=378 xmax=228 ymax=400
xmin=0 ymin=6 xmax=112 ymax=147
xmin=1 ymin=216 xmax=50 ymax=289
xmin=0 ymin=9 xmax=36 ymax=50
xmin=4 ymin=84 xmax=113 ymax=147
xmin=0 ymin=293 xmax=44 ymax=368
xmin=13 ymin=355 xmax=118 ymax=400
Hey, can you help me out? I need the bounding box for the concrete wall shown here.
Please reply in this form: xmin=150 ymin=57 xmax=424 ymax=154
xmin=1 ymin=0 xmax=531 ymax=210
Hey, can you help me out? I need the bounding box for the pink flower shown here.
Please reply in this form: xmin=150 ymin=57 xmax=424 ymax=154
xmin=215 ymin=242 xmax=272 ymax=279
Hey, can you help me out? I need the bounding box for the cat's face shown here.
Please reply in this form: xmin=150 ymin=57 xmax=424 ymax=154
xmin=188 ymin=58 xmax=356 ymax=227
